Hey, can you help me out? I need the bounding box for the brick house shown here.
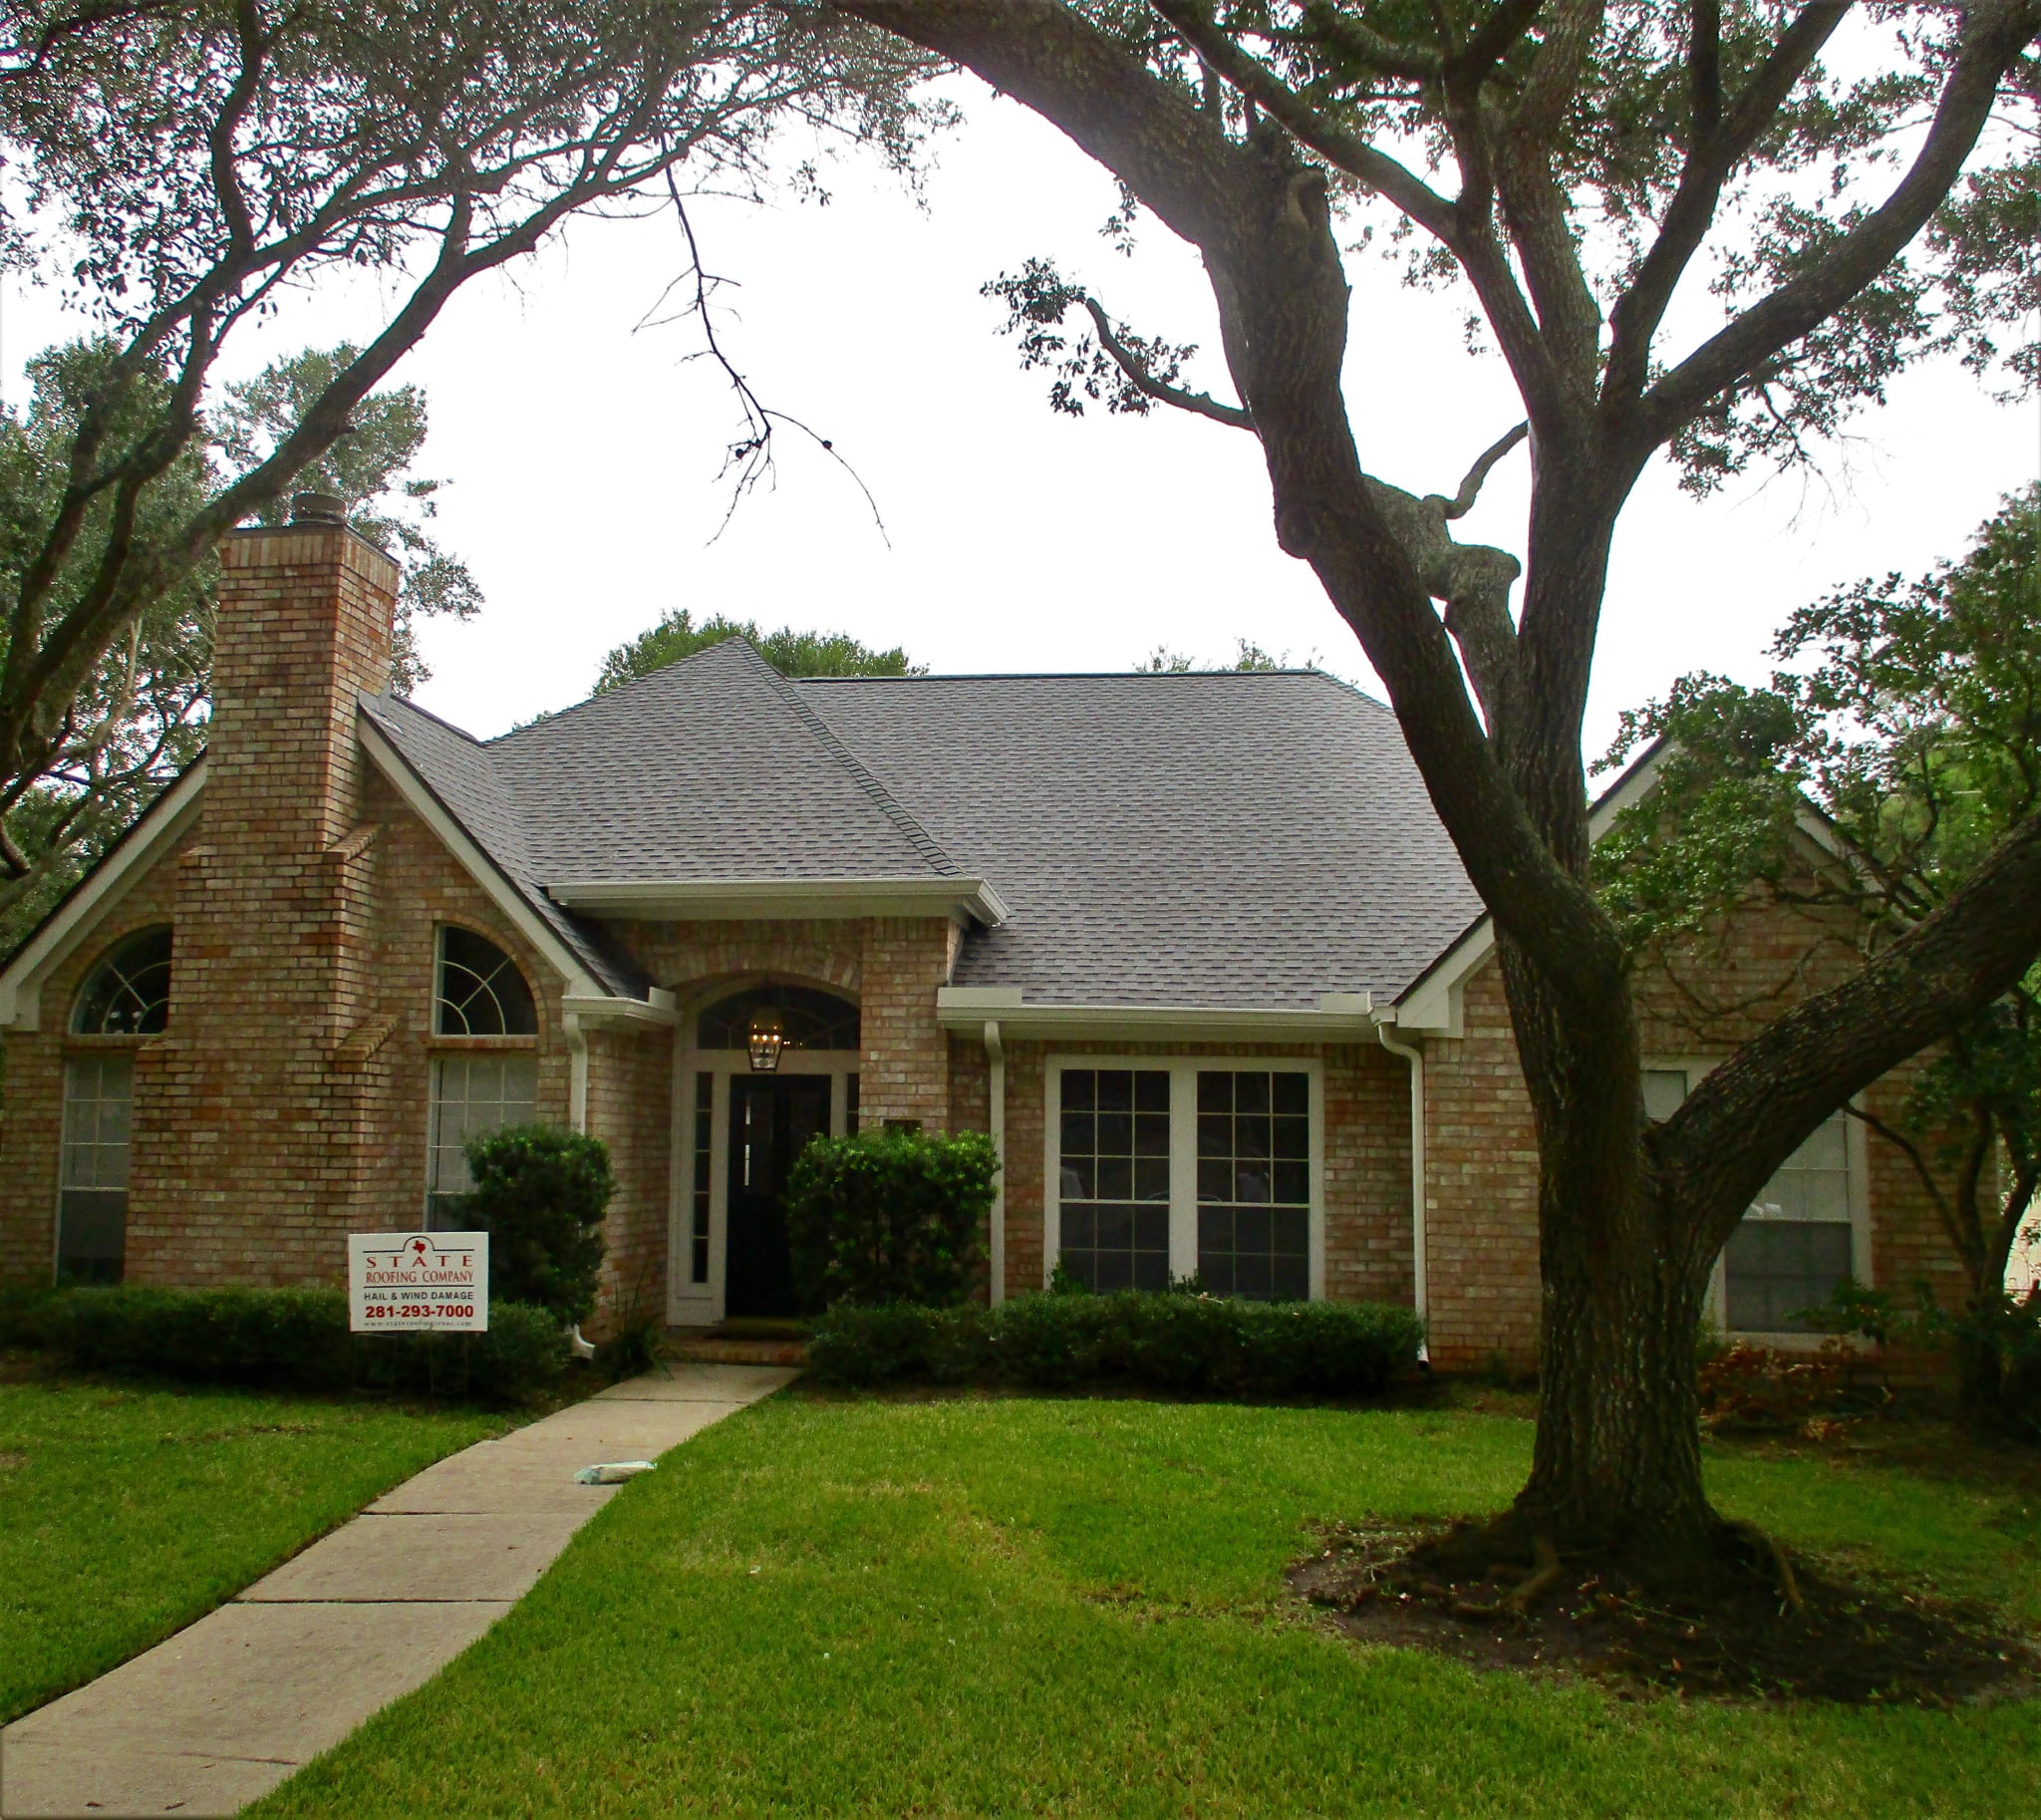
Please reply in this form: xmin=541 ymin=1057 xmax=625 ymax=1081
xmin=0 ymin=502 xmax=1961 ymax=1367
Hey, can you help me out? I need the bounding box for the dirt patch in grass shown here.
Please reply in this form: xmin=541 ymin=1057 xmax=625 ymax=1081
xmin=1293 ymin=1517 xmax=2040 ymax=1705
xmin=0 ymin=1451 xmax=24 ymax=1473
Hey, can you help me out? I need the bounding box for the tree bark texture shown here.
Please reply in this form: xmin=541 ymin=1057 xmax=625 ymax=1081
xmin=834 ymin=0 xmax=2041 ymax=1556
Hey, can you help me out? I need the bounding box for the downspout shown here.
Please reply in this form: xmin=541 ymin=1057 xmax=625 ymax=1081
xmin=563 ymin=1011 xmax=597 ymax=1361
xmin=984 ymin=1019 xmax=1006 ymax=1305
xmin=1376 ymin=1019 xmax=1428 ymax=1360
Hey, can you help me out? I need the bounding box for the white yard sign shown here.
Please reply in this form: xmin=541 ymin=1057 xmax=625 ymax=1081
xmin=349 ymin=1231 xmax=489 ymax=1333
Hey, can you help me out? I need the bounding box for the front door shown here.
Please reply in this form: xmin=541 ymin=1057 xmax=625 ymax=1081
xmin=726 ymin=1075 xmax=830 ymax=1318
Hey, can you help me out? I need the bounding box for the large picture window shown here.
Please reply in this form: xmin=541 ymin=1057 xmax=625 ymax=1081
xmin=1646 ymin=1066 xmax=1859 ymax=1333
xmin=1196 ymin=1070 xmax=1312 ymax=1301
xmin=59 ymin=1054 xmax=133 ymax=1282
xmin=1049 ymin=1059 xmax=1321 ymax=1302
xmin=1056 ymin=1068 xmax=1171 ymax=1292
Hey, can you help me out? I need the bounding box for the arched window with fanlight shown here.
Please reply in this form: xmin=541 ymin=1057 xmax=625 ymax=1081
xmin=427 ymin=926 xmax=539 ymax=1225
xmin=59 ymin=926 xmax=172 ymax=1282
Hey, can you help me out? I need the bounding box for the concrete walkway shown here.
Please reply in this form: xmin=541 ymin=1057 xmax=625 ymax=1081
xmin=0 ymin=1364 xmax=796 ymax=1819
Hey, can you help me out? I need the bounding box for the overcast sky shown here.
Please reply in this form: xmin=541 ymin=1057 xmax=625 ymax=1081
xmin=9 ymin=73 xmax=2037 ymax=759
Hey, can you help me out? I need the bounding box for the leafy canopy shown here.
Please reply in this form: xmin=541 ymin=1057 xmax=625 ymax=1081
xmin=594 ymin=605 xmax=921 ymax=690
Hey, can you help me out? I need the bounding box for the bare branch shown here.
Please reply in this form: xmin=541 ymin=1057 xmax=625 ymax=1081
xmin=1441 ymin=421 xmax=1528 ymax=518
xmin=1079 ymin=295 xmax=1253 ymax=429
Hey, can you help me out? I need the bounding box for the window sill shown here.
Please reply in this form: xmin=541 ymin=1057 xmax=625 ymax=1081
xmin=428 ymin=1034 xmax=539 ymax=1052
xmin=64 ymin=1033 xmax=158 ymax=1049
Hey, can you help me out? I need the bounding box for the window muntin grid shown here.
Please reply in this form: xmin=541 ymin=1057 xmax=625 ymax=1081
xmin=696 ymin=986 xmax=859 ymax=1053
xmin=1196 ymin=1069 xmax=1311 ymax=1301
xmin=1727 ymin=1110 xmax=1854 ymax=1331
xmin=427 ymin=1053 xmax=537 ymax=1223
xmin=59 ymin=1053 xmax=133 ymax=1283
xmin=435 ymin=927 xmax=538 ymax=1037
xmin=691 ymin=1072 xmax=713 ymax=1285
xmin=72 ymin=927 xmax=172 ymax=1036
xmin=1056 ymin=1068 xmax=1171 ymax=1292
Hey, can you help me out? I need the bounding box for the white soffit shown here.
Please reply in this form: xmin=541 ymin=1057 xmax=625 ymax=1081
xmin=0 ymin=761 xmax=208 ymax=1033
xmin=934 ymin=986 xmax=1377 ymax=1044
xmin=546 ymin=876 xmax=1011 ymax=926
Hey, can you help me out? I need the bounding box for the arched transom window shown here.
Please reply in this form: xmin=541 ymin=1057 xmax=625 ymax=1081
xmin=72 ymin=926 xmax=172 ymax=1036
xmin=696 ymin=985 xmax=859 ymax=1053
xmin=436 ymin=926 xmax=537 ymax=1037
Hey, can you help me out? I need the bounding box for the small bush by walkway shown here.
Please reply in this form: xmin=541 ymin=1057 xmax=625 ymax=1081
xmin=0 ymin=1371 xmax=502 ymax=1723
xmin=0 ymin=1286 xmax=567 ymax=1404
xmin=807 ymin=1291 xmax=1422 ymax=1396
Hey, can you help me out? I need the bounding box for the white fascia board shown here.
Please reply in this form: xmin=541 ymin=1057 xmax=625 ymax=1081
xmin=561 ymin=990 xmax=678 ymax=1030
xmin=0 ymin=761 xmax=208 ymax=1032
xmin=934 ymin=987 xmax=1377 ymax=1044
xmin=545 ymin=876 xmax=1010 ymax=926
xmin=1392 ymin=745 xmax=1675 ymax=1034
xmin=358 ymin=718 xmax=606 ymax=1002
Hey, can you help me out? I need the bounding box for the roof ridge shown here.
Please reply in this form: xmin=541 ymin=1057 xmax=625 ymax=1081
xmin=361 ymin=688 xmax=486 ymax=746
xmin=793 ymin=668 xmax=1333 ymax=684
xmin=732 ymin=641 xmax=963 ymax=879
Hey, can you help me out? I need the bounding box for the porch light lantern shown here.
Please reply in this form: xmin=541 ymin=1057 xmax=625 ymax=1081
xmin=746 ymin=1007 xmax=786 ymax=1072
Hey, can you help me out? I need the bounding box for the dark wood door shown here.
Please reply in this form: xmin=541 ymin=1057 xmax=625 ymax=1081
xmin=726 ymin=1075 xmax=830 ymax=1318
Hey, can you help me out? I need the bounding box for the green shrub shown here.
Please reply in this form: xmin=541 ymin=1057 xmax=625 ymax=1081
xmin=807 ymin=1291 xmax=1422 ymax=1397
xmin=784 ymin=1127 xmax=996 ymax=1311
xmin=461 ymin=1125 xmax=613 ymax=1325
xmin=0 ymin=1285 xmax=567 ymax=1404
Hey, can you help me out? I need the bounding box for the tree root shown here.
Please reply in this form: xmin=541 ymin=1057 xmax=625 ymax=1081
xmin=1727 ymin=1519 xmax=1806 ymax=1619
xmin=1447 ymin=1535 xmax=1562 ymax=1621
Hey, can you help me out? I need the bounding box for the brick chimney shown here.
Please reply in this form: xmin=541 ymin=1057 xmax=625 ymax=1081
xmin=129 ymin=497 xmax=401 ymax=1284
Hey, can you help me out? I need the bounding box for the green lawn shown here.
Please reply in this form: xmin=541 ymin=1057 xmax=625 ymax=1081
xmin=0 ymin=1372 xmax=504 ymax=1723
xmin=251 ymin=1389 xmax=2041 ymax=1819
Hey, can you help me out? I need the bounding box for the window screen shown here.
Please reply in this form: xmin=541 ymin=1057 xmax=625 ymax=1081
xmin=1197 ymin=1070 xmax=1310 ymax=1301
xmin=1725 ymin=1111 xmax=1854 ymax=1331
xmin=428 ymin=1054 xmax=538 ymax=1224
xmin=1056 ymin=1069 xmax=1170 ymax=1292
xmin=59 ymin=1054 xmax=132 ymax=1283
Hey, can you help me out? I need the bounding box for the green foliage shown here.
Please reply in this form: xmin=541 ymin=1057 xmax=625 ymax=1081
xmin=460 ymin=1125 xmax=615 ymax=1326
xmin=0 ymin=1376 xmax=500 ymax=1725
xmin=1135 ymin=638 xmax=1307 ymax=672
xmin=784 ymin=1128 xmax=995 ymax=1311
xmin=1599 ymin=486 xmax=2041 ymax=1419
xmin=1804 ymin=1279 xmax=2041 ymax=1439
xmin=0 ymin=1286 xmax=567 ymax=1404
xmin=215 ymin=343 xmax=483 ymax=693
xmin=805 ymin=1291 xmax=1423 ymax=1397
xmin=593 ymin=606 xmax=922 ymax=693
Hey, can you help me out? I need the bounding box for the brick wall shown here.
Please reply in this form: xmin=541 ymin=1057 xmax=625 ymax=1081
xmin=857 ymin=917 xmax=958 ymax=1129
xmin=1419 ymin=892 xmax=1974 ymax=1372
xmin=992 ymin=1038 xmax=1409 ymax=1307
xmin=583 ymin=1024 xmax=673 ymax=1330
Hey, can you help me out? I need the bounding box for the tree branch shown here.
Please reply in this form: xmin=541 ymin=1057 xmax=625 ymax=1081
xmin=1079 ymin=295 xmax=1253 ymax=428
xmin=1441 ymin=422 xmax=1528 ymax=518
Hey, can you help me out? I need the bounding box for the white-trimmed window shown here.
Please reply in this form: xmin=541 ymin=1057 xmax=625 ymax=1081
xmin=59 ymin=1053 xmax=133 ymax=1282
xmin=1646 ymin=1065 xmax=1864 ymax=1334
xmin=1047 ymin=1058 xmax=1324 ymax=1301
xmin=428 ymin=928 xmax=538 ymax=1224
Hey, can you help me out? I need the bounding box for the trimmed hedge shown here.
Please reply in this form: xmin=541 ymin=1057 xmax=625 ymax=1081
xmin=806 ymin=1292 xmax=1423 ymax=1397
xmin=0 ymin=1285 xmax=568 ymax=1404
xmin=460 ymin=1124 xmax=614 ymax=1325
xmin=784 ymin=1127 xmax=995 ymax=1311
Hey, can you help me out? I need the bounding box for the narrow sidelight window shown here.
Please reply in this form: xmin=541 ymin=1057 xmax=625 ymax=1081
xmin=1196 ymin=1070 xmax=1311 ymax=1300
xmin=1056 ymin=1068 xmax=1171 ymax=1292
xmin=60 ymin=1054 xmax=133 ymax=1282
xmin=691 ymin=1072 xmax=714 ymax=1284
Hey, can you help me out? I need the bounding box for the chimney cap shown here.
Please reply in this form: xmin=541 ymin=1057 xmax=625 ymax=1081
xmin=291 ymin=491 xmax=348 ymax=525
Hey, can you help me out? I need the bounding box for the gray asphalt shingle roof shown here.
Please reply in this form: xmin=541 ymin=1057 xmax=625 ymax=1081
xmin=796 ymin=670 xmax=1480 ymax=1009
xmin=360 ymin=639 xmax=1483 ymax=1010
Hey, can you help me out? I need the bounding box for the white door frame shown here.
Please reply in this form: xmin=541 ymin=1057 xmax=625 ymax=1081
xmin=667 ymin=1045 xmax=858 ymax=1328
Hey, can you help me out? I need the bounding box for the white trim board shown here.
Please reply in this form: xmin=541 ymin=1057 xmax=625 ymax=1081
xmin=936 ymin=988 xmax=1376 ymax=1046
xmin=547 ymin=876 xmax=1010 ymax=927
xmin=0 ymin=762 xmax=208 ymax=1032
xmin=358 ymin=717 xmax=609 ymax=1003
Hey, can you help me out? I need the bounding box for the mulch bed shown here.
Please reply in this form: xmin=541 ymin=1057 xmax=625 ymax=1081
xmin=1291 ymin=1517 xmax=2040 ymax=1705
